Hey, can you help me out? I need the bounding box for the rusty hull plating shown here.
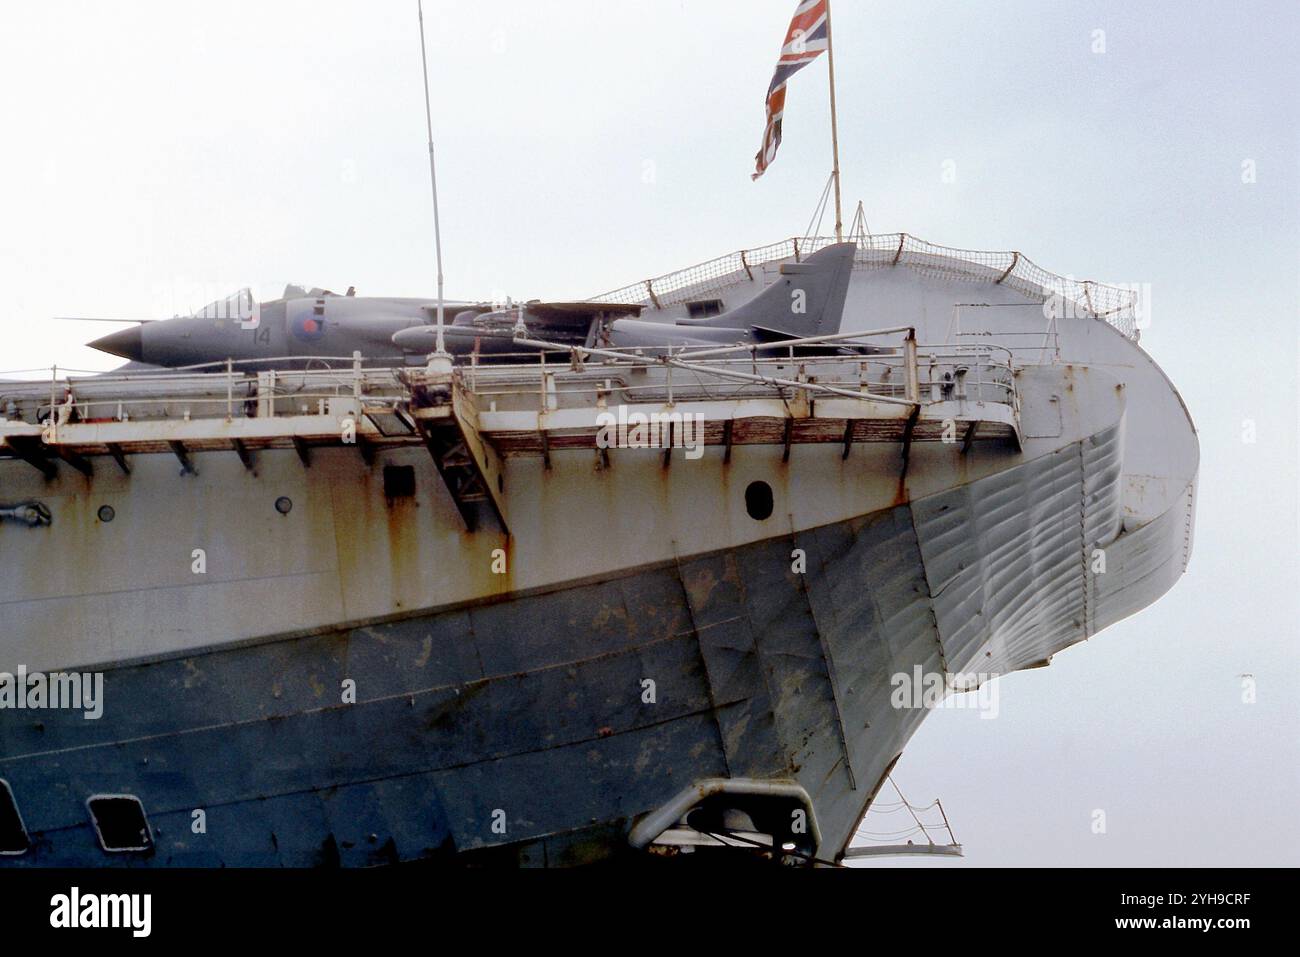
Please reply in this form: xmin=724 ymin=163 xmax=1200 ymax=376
xmin=0 ymin=237 xmax=1198 ymax=866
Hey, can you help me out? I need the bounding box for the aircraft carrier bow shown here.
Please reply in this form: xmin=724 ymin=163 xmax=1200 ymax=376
xmin=0 ymin=233 xmax=1197 ymax=866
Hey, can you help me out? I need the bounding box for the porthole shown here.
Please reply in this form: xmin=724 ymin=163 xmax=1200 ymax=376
xmin=96 ymin=505 xmax=115 ymax=523
xmin=274 ymin=496 xmax=293 ymax=515
xmin=0 ymin=780 xmax=29 ymax=855
xmin=745 ymin=480 xmax=774 ymax=521
xmin=86 ymin=794 xmax=153 ymax=853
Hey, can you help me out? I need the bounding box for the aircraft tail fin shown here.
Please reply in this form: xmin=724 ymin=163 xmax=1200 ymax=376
xmin=697 ymin=241 xmax=856 ymax=340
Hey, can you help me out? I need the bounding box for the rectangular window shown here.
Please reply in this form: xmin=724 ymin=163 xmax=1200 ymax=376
xmin=0 ymin=781 xmax=28 ymax=855
xmin=87 ymin=795 xmax=153 ymax=853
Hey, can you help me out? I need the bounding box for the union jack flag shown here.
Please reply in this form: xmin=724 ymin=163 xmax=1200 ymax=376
xmin=753 ymin=0 xmax=830 ymax=180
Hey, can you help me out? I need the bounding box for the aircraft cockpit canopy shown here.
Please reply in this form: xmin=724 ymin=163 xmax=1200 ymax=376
xmin=191 ymin=288 xmax=257 ymax=323
xmin=282 ymin=285 xmax=342 ymax=300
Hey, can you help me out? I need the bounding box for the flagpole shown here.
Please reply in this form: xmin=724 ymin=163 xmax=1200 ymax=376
xmin=825 ymin=0 xmax=844 ymax=243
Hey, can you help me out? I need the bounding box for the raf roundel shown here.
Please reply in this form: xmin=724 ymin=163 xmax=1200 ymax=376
xmin=292 ymin=314 xmax=327 ymax=342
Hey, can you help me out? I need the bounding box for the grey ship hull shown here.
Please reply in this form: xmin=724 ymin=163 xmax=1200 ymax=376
xmin=6 ymin=506 xmax=930 ymax=866
xmin=0 ymin=235 xmax=1197 ymax=866
xmin=2 ymin=426 xmax=1187 ymax=867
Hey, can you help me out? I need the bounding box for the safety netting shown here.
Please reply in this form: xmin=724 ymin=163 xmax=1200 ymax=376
xmin=588 ymin=233 xmax=1140 ymax=340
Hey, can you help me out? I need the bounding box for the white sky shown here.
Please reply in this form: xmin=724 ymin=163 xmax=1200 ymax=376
xmin=1 ymin=1 xmax=1296 ymax=865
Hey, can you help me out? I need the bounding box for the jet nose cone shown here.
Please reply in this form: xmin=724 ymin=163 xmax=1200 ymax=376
xmin=88 ymin=325 xmax=144 ymax=361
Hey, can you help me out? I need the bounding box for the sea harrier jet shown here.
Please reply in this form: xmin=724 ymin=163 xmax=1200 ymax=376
xmin=82 ymin=243 xmax=857 ymax=369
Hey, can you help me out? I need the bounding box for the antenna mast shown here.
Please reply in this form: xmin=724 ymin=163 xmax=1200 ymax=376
xmin=417 ymin=0 xmax=448 ymax=359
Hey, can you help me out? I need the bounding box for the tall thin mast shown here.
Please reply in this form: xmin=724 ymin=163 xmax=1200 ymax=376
xmin=417 ymin=0 xmax=447 ymax=355
xmin=825 ymin=0 xmax=844 ymax=243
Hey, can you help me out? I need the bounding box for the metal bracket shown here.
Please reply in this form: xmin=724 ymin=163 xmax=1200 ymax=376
xmin=0 ymin=501 xmax=52 ymax=527
xmin=629 ymin=778 xmax=823 ymax=860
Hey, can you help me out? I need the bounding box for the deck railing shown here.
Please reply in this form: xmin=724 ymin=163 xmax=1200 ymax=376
xmin=2 ymin=332 xmax=1019 ymax=434
xmin=589 ymin=233 xmax=1141 ymax=341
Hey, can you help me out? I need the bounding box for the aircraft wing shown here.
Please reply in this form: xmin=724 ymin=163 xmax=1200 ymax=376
xmin=526 ymin=301 xmax=643 ymax=327
xmin=55 ymin=317 xmax=154 ymax=324
xmin=507 ymin=302 xmax=646 ymax=347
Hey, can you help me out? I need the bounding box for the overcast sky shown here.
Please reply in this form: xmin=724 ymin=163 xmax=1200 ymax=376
xmin=1 ymin=1 xmax=1296 ymax=866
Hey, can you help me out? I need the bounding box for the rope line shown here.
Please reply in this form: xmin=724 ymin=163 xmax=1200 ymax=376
xmin=802 ymin=172 xmax=837 ymax=250
xmin=849 ymin=775 xmax=961 ymax=853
